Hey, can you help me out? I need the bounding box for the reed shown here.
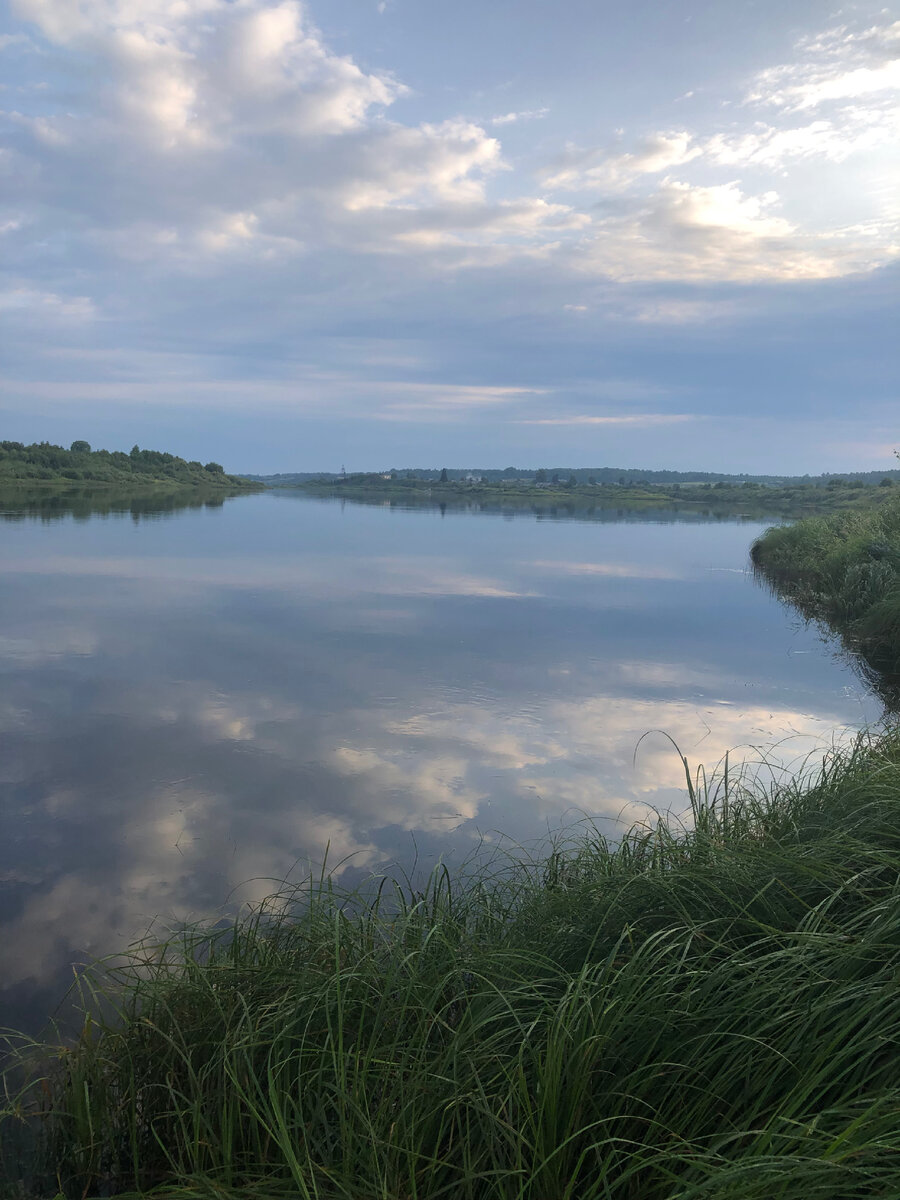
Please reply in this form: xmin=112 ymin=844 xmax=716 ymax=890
xmin=751 ymin=491 xmax=900 ymax=683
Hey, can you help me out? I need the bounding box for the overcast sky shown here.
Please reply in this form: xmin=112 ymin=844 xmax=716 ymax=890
xmin=1 ymin=0 xmax=898 ymax=473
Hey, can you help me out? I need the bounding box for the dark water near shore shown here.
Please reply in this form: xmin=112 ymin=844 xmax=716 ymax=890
xmin=0 ymin=489 xmax=881 ymax=1034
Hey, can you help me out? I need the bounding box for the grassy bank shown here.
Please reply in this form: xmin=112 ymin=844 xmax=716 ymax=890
xmin=751 ymin=491 xmax=900 ymax=683
xmin=4 ymin=733 xmax=900 ymax=1199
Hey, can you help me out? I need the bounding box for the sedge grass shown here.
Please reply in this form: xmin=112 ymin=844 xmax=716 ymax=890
xmin=751 ymin=491 xmax=900 ymax=685
xmin=3 ymin=731 xmax=900 ymax=1198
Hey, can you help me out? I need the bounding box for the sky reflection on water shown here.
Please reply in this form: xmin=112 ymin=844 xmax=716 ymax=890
xmin=0 ymin=491 xmax=881 ymax=1033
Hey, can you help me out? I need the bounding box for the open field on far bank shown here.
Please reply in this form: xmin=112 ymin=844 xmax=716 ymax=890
xmin=752 ymin=491 xmax=900 ymax=684
xmin=4 ymin=730 xmax=900 ymax=1200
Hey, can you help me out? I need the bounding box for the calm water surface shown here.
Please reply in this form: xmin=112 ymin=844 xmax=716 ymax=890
xmin=0 ymin=490 xmax=882 ymax=1032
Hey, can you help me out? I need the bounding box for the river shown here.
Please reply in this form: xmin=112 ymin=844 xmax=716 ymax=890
xmin=0 ymin=488 xmax=881 ymax=1034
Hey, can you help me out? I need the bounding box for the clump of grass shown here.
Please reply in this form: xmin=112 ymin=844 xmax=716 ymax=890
xmin=751 ymin=491 xmax=900 ymax=682
xmin=4 ymin=731 xmax=900 ymax=1199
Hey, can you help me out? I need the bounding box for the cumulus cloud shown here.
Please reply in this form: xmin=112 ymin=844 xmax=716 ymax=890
xmin=3 ymin=0 xmax=581 ymax=275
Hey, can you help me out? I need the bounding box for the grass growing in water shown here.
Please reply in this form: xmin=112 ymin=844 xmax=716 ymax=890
xmin=751 ymin=491 xmax=900 ymax=684
xmin=4 ymin=732 xmax=900 ymax=1199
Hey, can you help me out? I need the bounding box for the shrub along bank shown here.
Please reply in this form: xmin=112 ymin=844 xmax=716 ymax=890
xmin=0 ymin=440 xmax=257 ymax=490
xmin=4 ymin=731 xmax=900 ymax=1199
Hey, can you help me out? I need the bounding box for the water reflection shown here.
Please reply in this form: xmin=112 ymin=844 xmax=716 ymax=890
xmin=0 ymin=485 xmax=239 ymax=524
xmin=0 ymin=490 xmax=881 ymax=1034
xmin=287 ymin=489 xmax=793 ymax=526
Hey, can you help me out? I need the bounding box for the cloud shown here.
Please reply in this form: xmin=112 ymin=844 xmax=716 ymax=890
xmin=541 ymin=130 xmax=701 ymax=190
xmin=704 ymin=114 xmax=895 ymax=169
xmin=747 ymin=20 xmax=900 ymax=111
xmin=535 ymin=14 xmax=899 ymax=283
xmin=5 ymin=0 xmax=541 ymax=268
xmin=624 ymin=298 xmax=738 ymax=324
xmin=371 ymin=383 xmax=548 ymax=421
xmin=0 ymin=285 xmax=95 ymax=319
xmin=1 ymin=1 xmax=898 ymax=458
xmin=491 ymin=107 xmax=549 ymax=126
xmin=574 ymin=179 xmax=896 ymax=282
xmin=518 ymin=412 xmax=696 ymax=427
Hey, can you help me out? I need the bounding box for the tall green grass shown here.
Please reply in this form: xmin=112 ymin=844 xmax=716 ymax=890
xmin=751 ymin=491 xmax=900 ymax=683
xmin=4 ymin=732 xmax=900 ymax=1198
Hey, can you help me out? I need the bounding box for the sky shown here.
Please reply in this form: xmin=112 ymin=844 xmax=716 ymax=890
xmin=1 ymin=0 xmax=898 ymax=474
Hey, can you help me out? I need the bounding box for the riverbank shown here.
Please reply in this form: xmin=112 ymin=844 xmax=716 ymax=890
xmin=0 ymin=440 xmax=260 ymax=492
xmin=4 ymin=729 xmax=900 ymax=1199
xmin=297 ymin=475 xmax=891 ymax=516
xmin=751 ymin=490 xmax=900 ymax=686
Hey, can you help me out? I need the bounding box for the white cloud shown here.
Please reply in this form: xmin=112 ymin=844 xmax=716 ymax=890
xmin=542 ymin=130 xmax=701 ymax=190
xmin=747 ymin=20 xmax=900 ymax=111
xmin=491 ymin=107 xmax=549 ymax=126
xmin=704 ymin=114 xmax=892 ymax=169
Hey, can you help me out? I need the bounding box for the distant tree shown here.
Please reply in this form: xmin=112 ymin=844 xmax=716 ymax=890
xmin=204 ymin=461 xmax=224 ymax=474
xmin=588 ymin=475 xmax=596 ymax=485
xmin=70 ymin=440 xmax=91 ymax=454
xmin=618 ymin=476 xmax=626 ymax=486
xmin=535 ymin=468 xmax=547 ymax=482
xmin=551 ymin=473 xmax=560 ymax=484
xmin=439 ymin=467 xmax=449 ymax=483
xmin=130 ymin=445 xmax=141 ymax=458
xmin=880 ymin=477 xmax=894 ymax=487
xmin=566 ymin=474 xmax=577 ymax=488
